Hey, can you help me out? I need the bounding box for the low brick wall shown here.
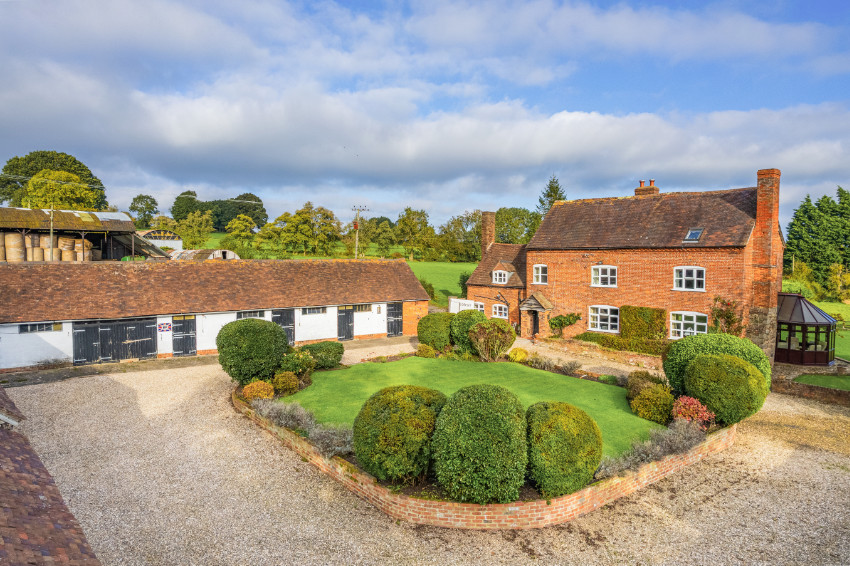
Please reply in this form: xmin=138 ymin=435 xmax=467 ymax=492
xmin=233 ymin=392 xmax=736 ymax=530
xmin=770 ymin=361 xmax=850 ymax=407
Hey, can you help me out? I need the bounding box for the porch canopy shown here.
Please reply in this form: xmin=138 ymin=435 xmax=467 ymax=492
xmin=775 ymin=293 xmax=836 ymax=365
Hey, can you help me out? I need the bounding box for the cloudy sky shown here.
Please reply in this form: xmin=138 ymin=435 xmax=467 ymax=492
xmin=1 ymin=0 xmax=848 ymax=230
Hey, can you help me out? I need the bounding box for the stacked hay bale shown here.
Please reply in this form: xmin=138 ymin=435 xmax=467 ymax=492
xmin=58 ymin=236 xmax=76 ymax=261
xmin=75 ymin=238 xmax=93 ymax=261
xmin=4 ymin=232 xmax=25 ymax=263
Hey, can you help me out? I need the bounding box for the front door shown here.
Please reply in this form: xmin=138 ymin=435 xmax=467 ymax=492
xmin=531 ymin=311 xmax=540 ymax=336
xmin=271 ymin=309 xmax=295 ymax=345
xmin=387 ymin=302 xmax=403 ymax=337
xmin=338 ymin=306 xmax=354 ymax=341
xmin=173 ymin=315 xmax=197 ymax=357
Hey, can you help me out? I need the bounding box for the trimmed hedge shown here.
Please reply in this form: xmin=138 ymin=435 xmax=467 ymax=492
xmin=620 ymin=305 xmax=667 ymax=340
xmin=417 ymin=312 xmax=455 ymax=352
xmin=301 ymin=341 xmax=345 ymax=369
xmin=272 ymin=371 xmax=299 ymax=396
xmin=526 ymin=402 xmax=603 ymax=498
xmin=574 ymin=331 xmax=671 ymax=357
xmin=663 ymin=333 xmax=771 ymax=395
xmin=450 ymin=309 xmax=487 ymax=354
xmin=431 ymin=384 xmax=527 ymax=504
xmin=630 ymin=384 xmax=674 ymax=425
xmin=683 ymin=354 xmax=768 ymax=425
xmin=626 ymin=370 xmax=666 ymax=402
xmin=216 ymin=318 xmax=291 ymax=386
xmin=468 ymin=319 xmax=516 ymax=362
xmin=353 ymin=385 xmax=447 ymax=483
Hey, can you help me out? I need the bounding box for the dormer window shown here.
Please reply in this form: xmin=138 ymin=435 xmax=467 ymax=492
xmin=492 ymin=270 xmax=508 ymax=284
xmin=684 ymin=228 xmax=704 ymax=242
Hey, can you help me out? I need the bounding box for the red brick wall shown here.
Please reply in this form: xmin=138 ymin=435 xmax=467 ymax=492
xmin=467 ymin=285 xmax=524 ymax=327
xmin=234 ymin=391 xmax=737 ymax=530
xmin=403 ymin=300 xmax=428 ymax=336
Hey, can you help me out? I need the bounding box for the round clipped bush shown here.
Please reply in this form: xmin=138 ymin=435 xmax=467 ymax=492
xmin=468 ymin=319 xmax=516 ymax=362
xmin=508 ymin=347 xmax=528 ymax=363
xmin=272 ymin=371 xmax=299 ymax=396
xmin=683 ymin=354 xmax=768 ymax=425
xmin=417 ymin=312 xmax=455 ymax=351
xmin=353 ymin=385 xmax=447 ymax=483
xmin=242 ymin=380 xmax=274 ymax=403
xmin=301 ymin=341 xmax=345 ymax=369
xmin=216 ymin=318 xmax=291 ymax=386
xmin=431 ymin=384 xmax=527 ymax=504
xmin=630 ymin=384 xmax=674 ymax=425
xmin=663 ymin=333 xmax=771 ymax=395
xmin=526 ymin=402 xmax=603 ymax=498
xmin=450 ymin=309 xmax=487 ymax=354
xmin=626 ymin=370 xmax=666 ymax=402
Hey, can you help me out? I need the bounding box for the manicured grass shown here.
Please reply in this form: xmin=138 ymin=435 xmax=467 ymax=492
xmin=203 ymin=232 xmax=227 ymax=248
xmin=793 ymin=374 xmax=850 ymax=391
xmin=288 ymin=357 xmax=660 ymax=457
xmin=406 ymin=261 xmax=478 ymax=306
xmin=809 ymin=300 xmax=850 ymax=359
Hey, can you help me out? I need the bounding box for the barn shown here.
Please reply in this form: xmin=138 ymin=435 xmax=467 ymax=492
xmin=0 ymin=259 xmax=429 ymax=371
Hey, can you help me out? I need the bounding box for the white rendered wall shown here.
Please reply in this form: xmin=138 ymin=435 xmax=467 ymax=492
xmin=354 ymin=303 xmax=388 ymax=336
xmin=196 ymin=312 xmax=238 ymax=351
xmin=294 ymin=307 xmax=338 ymax=342
xmin=0 ymin=322 xmax=73 ymax=370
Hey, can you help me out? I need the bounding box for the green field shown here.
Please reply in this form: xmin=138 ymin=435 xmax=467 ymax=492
xmin=406 ymin=261 xmax=477 ymax=305
xmin=794 ymin=374 xmax=850 ymax=391
xmin=810 ymin=300 xmax=850 ymax=359
xmin=288 ymin=357 xmax=660 ymax=457
xmin=203 ymin=232 xmax=227 ymax=248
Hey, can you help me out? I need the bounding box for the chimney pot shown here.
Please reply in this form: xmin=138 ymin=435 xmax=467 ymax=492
xmin=649 ymin=179 xmax=655 ymax=186
xmin=639 ymin=180 xmax=645 ymax=187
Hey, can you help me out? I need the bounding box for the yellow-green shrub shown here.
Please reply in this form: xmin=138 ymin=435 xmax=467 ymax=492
xmin=242 ymin=380 xmax=274 ymax=403
xmin=683 ymin=354 xmax=768 ymax=425
xmin=630 ymin=383 xmax=674 ymax=425
xmin=272 ymin=371 xmax=299 ymax=396
xmin=508 ymin=348 xmax=528 ymax=363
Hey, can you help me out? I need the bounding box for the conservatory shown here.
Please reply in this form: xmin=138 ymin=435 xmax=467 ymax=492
xmin=774 ymin=293 xmax=837 ymax=366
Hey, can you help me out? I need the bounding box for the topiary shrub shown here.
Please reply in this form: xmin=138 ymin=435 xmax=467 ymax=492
xmin=468 ymin=319 xmax=516 ymax=362
xmin=508 ymin=348 xmax=528 ymax=363
xmin=683 ymin=354 xmax=768 ymax=425
xmin=450 ymin=309 xmax=487 ymax=354
xmin=272 ymin=371 xmax=299 ymax=396
xmin=279 ymin=349 xmax=316 ymax=377
xmin=663 ymin=333 xmax=770 ymax=395
xmin=431 ymin=384 xmax=527 ymax=504
xmin=216 ymin=318 xmax=291 ymax=386
xmin=242 ymin=380 xmax=274 ymax=403
xmin=416 ymin=343 xmax=437 ymax=358
xmin=526 ymin=401 xmax=603 ymax=498
xmin=353 ymin=385 xmax=447 ymax=483
xmin=626 ymin=370 xmax=666 ymax=402
xmin=417 ymin=312 xmax=455 ymax=351
xmin=672 ymin=396 xmax=715 ymax=431
xmin=630 ymin=384 xmax=674 ymax=425
xmin=620 ymin=305 xmax=667 ymax=340
xmin=301 ymin=341 xmax=345 ymax=369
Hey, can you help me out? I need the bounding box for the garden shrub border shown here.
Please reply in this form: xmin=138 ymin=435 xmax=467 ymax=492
xmin=233 ymin=388 xmax=737 ymax=530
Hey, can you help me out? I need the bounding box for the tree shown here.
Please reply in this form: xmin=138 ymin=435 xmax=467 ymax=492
xmin=537 ymin=174 xmax=566 ymax=215
xmin=438 ymin=210 xmax=481 ymax=262
xmin=374 ymin=220 xmax=395 ymax=257
xmin=171 ymin=190 xmax=200 ymax=221
xmin=221 ymin=214 xmax=257 ymax=255
xmin=784 ymin=188 xmax=848 ymax=287
xmin=1 ymin=150 xmax=108 ymax=209
xmin=826 ymin=263 xmax=850 ymax=300
xmin=151 ymin=215 xmax=179 ymax=231
xmin=129 ymin=194 xmax=159 ymax=228
xmin=253 ymin=222 xmax=286 ymax=258
xmin=495 ymin=207 xmax=541 ymax=244
xmin=20 ymin=170 xmax=101 ymax=210
xmin=278 ymin=202 xmax=341 ymax=256
xmin=395 ymin=207 xmax=432 ymax=260
xmin=177 ymin=210 xmax=214 ymax=249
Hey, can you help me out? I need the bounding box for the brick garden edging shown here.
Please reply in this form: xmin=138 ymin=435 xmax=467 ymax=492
xmin=233 ymin=391 xmax=737 ymax=530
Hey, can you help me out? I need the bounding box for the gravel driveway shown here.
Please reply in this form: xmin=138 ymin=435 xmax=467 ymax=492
xmin=9 ymin=366 xmax=850 ymax=566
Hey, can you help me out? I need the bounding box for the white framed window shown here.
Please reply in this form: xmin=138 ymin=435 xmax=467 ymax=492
xmin=301 ymin=307 xmax=327 ymax=315
xmin=474 ymin=302 xmax=485 ymax=312
xmin=492 ymin=304 xmax=508 ymax=319
xmin=673 ymin=266 xmax=705 ymax=291
xmin=19 ymin=322 xmax=62 ymax=333
xmin=588 ymin=306 xmax=619 ymax=333
xmin=236 ymin=310 xmax=265 ymax=319
xmin=492 ymin=270 xmax=508 ymax=284
xmin=533 ymin=264 xmax=548 ymax=284
xmin=591 ymin=265 xmax=618 ymax=287
xmin=670 ymin=312 xmax=709 ymax=338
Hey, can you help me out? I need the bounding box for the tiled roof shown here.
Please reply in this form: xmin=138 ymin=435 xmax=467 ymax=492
xmin=467 ymin=243 xmax=527 ymax=288
xmin=0 ymin=388 xmax=25 ymax=425
xmin=0 ymin=259 xmax=430 ymax=324
xmin=527 ymin=187 xmax=757 ymax=250
xmin=0 ymin=207 xmax=135 ymax=233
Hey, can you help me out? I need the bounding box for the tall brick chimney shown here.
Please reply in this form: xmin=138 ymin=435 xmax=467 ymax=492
xmin=481 ymin=211 xmax=495 ymax=258
xmin=747 ymin=168 xmax=783 ymax=363
xmin=635 ymin=179 xmax=659 ymax=196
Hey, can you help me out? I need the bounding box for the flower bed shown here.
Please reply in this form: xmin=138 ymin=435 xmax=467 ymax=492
xmin=232 ymin=388 xmax=736 ymax=530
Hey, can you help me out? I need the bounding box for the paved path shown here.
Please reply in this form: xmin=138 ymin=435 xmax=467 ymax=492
xmin=9 ymin=366 xmax=850 ymax=565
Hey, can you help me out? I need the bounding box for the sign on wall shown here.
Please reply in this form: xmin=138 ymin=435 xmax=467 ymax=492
xmin=157 ymin=323 xmax=173 ymax=332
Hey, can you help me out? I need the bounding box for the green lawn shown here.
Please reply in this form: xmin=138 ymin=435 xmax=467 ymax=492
xmin=406 ymin=261 xmax=477 ymax=306
xmin=810 ymin=300 xmax=850 ymax=359
xmin=288 ymin=357 xmax=660 ymax=457
xmin=203 ymin=232 xmax=227 ymax=248
xmin=793 ymin=374 xmax=850 ymax=391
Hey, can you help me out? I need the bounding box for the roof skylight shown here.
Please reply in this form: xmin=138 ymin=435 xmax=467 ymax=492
xmin=684 ymin=228 xmax=704 ymax=242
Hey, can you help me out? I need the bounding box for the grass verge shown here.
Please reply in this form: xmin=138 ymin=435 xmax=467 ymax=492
xmin=793 ymin=374 xmax=850 ymax=391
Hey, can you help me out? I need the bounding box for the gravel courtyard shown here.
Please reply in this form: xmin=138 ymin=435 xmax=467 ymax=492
xmin=9 ymin=366 xmax=850 ymax=566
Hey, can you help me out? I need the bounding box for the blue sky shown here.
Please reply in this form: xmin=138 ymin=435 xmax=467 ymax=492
xmin=0 ymin=0 xmax=848 ymax=231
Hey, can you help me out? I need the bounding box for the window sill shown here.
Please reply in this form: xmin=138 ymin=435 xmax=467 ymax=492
xmin=671 ymin=288 xmax=706 ymax=292
xmin=588 ymin=328 xmax=619 ymax=334
xmin=590 ymin=284 xmax=617 ymax=288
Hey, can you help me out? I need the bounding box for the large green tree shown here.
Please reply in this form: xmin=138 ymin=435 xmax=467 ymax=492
xmin=395 ymin=207 xmax=433 ymax=260
xmin=277 ymin=202 xmax=341 ymax=256
xmin=21 ymin=170 xmax=101 ymax=210
xmin=129 ymin=194 xmax=159 ymax=228
xmin=784 ymin=187 xmax=849 ymax=289
xmin=1 ymin=150 xmax=108 ymax=209
xmin=495 ymin=207 xmax=541 ymax=244
xmin=438 ymin=210 xmax=481 ymax=262
xmin=374 ymin=220 xmax=395 ymax=257
xmin=177 ymin=210 xmax=214 ymax=249
xmin=171 ymin=190 xmax=200 ymax=221
xmin=537 ymin=174 xmax=566 ymax=215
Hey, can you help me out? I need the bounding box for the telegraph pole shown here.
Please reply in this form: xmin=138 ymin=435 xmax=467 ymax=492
xmin=352 ymin=206 xmax=369 ymax=259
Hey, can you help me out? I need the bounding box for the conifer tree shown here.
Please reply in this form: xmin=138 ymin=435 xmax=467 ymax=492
xmin=537 ymin=175 xmax=566 ymax=215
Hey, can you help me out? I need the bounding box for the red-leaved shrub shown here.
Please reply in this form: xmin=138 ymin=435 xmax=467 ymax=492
xmin=672 ymin=396 xmax=715 ymax=430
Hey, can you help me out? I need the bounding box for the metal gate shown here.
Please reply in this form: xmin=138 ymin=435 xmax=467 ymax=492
xmin=387 ymin=302 xmax=403 ymax=337
xmin=271 ymin=309 xmax=295 ymax=345
xmin=72 ymin=318 xmax=158 ymax=365
xmin=172 ymin=315 xmax=197 ymax=357
xmin=337 ymin=306 xmax=354 ymax=341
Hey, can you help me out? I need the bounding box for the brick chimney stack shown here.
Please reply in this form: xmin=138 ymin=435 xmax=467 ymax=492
xmin=481 ymin=211 xmax=495 ymax=258
xmin=635 ymin=179 xmax=659 ymax=196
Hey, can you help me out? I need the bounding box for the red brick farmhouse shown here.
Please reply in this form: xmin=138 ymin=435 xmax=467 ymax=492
xmin=466 ymin=169 xmax=784 ymax=361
